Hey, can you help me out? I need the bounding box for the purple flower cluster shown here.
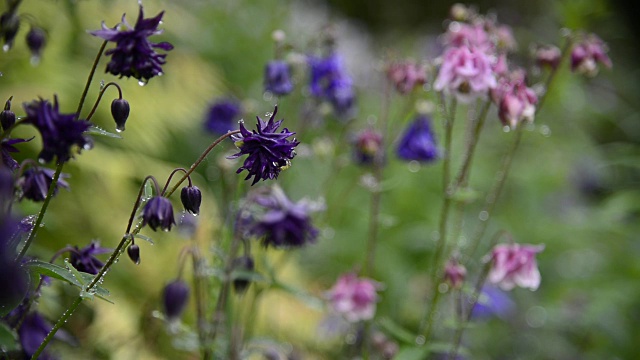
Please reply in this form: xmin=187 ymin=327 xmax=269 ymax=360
xmin=23 ymin=96 xmax=92 ymax=164
xmin=396 ymin=115 xmax=439 ymax=163
xmin=228 ymin=106 xmax=299 ymax=185
xmin=91 ymin=6 xmax=173 ymax=81
xmin=308 ymin=52 xmax=356 ymax=117
xmin=17 ymin=167 xmax=70 ymax=202
xmin=246 ymin=186 xmax=319 ymax=248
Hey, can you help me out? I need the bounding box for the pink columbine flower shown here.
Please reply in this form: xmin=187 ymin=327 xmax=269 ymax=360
xmin=491 ymin=70 xmax=538 ymax=128
xmin=444 ymin=258 xmax=467 ymax=289
xmin=434 ymin=45 xmax=497 ymax=103
xmin=327 ymin=273 xmax=381 ymax=322
xmin=570 ymin=34 xmax=612 ymax=77
xmin=386 ymin=60 xmax=427 ymax=95
xmin=535 ymin=45 xmax=562 ymax=70
xmin=444 ymin=22 xmax=492 ymax=51
xmin=487 ymin=243 xmax=545 ymax=291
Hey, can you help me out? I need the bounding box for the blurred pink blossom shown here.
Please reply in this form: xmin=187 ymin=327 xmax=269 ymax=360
xmin=327 ymin=273 xmax=381 ymax=322
xmin=571 ymin=34 xmax=612 ymax=76
xmin=386 ymin=60 xmax=427 ymax=94
xmin=444 ymin=259 xmax=467 ymax=289
xmin=487 ymin=243 xmax=545 ymax=291
xmin=434 ymin=45 xmax=497 ymax=102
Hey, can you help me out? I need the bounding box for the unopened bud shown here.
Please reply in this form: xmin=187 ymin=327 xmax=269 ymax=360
xmin=180 ymin=185 xmax=202 ymax=215
xmin=111 ymin=98 xmax=130 ymax=132
xmin=26 ymin=27 xmax=46 ymax=60
xmin=233 ymin=256 xmax=255 ymax=294
xmin=0 ymin=12 xmax=20 ymax=50
xmin=162 ymin=280 xmax=190 ymax=320
xmin=1 ymin=96 xmax=15 ymax=131
xmin=127 ymin=244 xmax=140 ymax=264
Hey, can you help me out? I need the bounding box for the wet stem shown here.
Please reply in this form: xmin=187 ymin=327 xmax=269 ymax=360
xmin=16 ymin=41 xmax=109 ymax=262
xmin=31 ymin=130 xmax=241 ymax=359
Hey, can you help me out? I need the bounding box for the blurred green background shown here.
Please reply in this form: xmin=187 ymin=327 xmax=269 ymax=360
xmin=1 ymin=0 xmax=638 ymax=359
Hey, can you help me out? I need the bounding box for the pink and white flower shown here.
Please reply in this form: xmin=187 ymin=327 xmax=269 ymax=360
xmin=571 ymin=34 xmax=612 ymax=77
xmin=487 ymin=243 xmax=545 ymax=291
xmin=327 ymin=273 xmax=381 ymax=322
xmin=434 ymin=45 xmax=497 ymax=103
xmin=491 ymin=70 xmax=538 ymax=128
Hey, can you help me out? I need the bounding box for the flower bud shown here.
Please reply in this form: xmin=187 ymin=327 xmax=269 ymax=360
xmin=232 ymin=256 xmax=255 ymax=294
xmin=444 ymin=259 xmax=466 ymax=289
xmin=1 ymin=96 xmax=15 ymax=131
xmin=110 ymin=98 xmax=130 ymax=132
xmin=0 ymin=11 xmax=20 ymax=50
xmin=142 ymin=196 xmax=175 ymax=232
xmin=162 ymin=280 xmax=190 ymax=321
xmin=180 ymin=185 xmax=202 ymax=215
xmin=127 ymin=244 xmax=140 ymax=265
xmin=26 ymin=27 xmax=46 ymax=60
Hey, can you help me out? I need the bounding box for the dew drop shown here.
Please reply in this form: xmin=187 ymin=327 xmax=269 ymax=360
xmin=238 ymin=119 xmax=244 ymax=124
xmin=438 ymin=283 xmax=449 ymax=293
xmin=115 ymin=127 xmax=124 ymax=133
xmin=408 ymin=160 xmax=420 ymax=173
xmin=478 ymin=210 xmax=489 ymax=221
xmin=138 ymin=79 xmax=147 ymax=87
xmin=263 ymin=91 xmax=274 ymax=101
xmin=157 ymin=72 xmax=163 ymax=77
xmin=265 ymin=112 xmax=273 ymax=118
xmin=415 ymin=335 xmax=426 ymax=345
xmin=38 ymin=158 xmax=46 ymax=164
xmin=540 ymin=125 xmax=551 ymax=137
xmin=502 ymin=125 xmax=511 ymax=133
xmin=3 ymin=44 xmax=10 ymax=52
xmin=30 ymin=56 xmax=41 ymax=66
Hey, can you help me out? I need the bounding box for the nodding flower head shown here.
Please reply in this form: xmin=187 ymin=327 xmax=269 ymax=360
xmin=17 ymin=167 xmax=70 ymax=202
xmin=396 ymin=115 xmax=439 ymax=163
xmin=23 ymin=96 xmax=92 ymax=164
xmin=434 ymin=45 xmax=497 ymax=103
xmin=264 ymin=60 xmax=294 ymax=96
xmin=570 ymin=33 xmax=612 ymax=77
xmin=142 ymin=196 xmax=175 ymax=231
xmin=386 ymin=60 xmax=427 ymax=95
xmin=0 ymin=11 xmax=20 ymax=51
xmin=69 ymin=240 xmax=111 ymax=275
xmin=308 ymin=52 xmax=356 ymax=117
xmin=228 ymin=106 xmax=299 ymax=185
xmin=444 ymin=258 xmax=466 ymax=289
xmin=487 ymin=243 xmax=545 ymax=291
xmin=180 ymin=185 xmax=202 ymax=215
xmin=352 ymin=128 xmax=383 ymax=166
xmin=162 ymin=279 xmax=190 ymax=321
xmin=204 ymin=99 xmax=241 ymax=135
xmin=245 ymin=185 xmax=320 ymax=249
xmin=90 ymin=6 xmax=173 ymax=81
xmin=327 ymin=273 xmax=381 ymax=322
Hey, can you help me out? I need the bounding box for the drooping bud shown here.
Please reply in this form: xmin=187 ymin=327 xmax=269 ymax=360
xmin=127 ymin=244 xmax=140 ymax=264
xmin=180 ymin=185 xmax=202 ymax=215
xmin=1 ymin=96 xmax=15 ymax=131
xmin=162 ymin=279 xmax=190 ymax=321
xmin=26 ymin=27 xmax=46 ymax=62
xmin=444 ymin=258 xmax=467 ymax=289
xmin=142 ymin=196 xmax=176 ymax=232
xmin=110 ymin=98 xmax=130 ymax=132
xmin=232 ymin=256 xmax=255 ymax=294
xmin=0 ymin=11 xmax=20 ymax=50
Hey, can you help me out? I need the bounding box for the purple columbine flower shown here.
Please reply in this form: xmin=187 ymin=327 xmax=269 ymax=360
xmin=180 ymin=185 xmax=201 ymax=215
xmin=2 ymin=137 xmax=32 ymax=171
xmin=204 ymin=99 xmax=241 ymax=135
xmin=162 ymin=279 xmax=190 ymax=321
xmin=1 ymin=96 xmax=16 ymax=131
xmin=247 ymin=186 xmax=319 ymax=248
xmin=471 ymin=285 xmax=515 ymax=320
xmin=69 ymin=241 xmax=111 ymax=275
xmin=17 ymin=312 xmax=55 ymax=357
xmin=0 ymin=219 xmax=29 ymax=310
xmin=142 ymin=196 xmax=175 ymax=231
xmin=228 ymin=106 xmax=299 ymax=185
xmin=308 ymin=52 xmax=356 ymax=117
xmin=327 ymin=273 xmax=381 ymax=322
xmin=90 ymin=6 xmax=173 ymax=82
xmin=487 ymin=243 xmax=545 ymax=291
xmin=17 ymin=167 xmax=70 ymax=202
xmin=264 ymin=60 xmax=294 ymax=96
xmin=434 ymin=45 xmax=497 ymax=103
xmin=396 ymin=115 xmax=439 ymax=163
xmin=23 ymin=96 xmax=92 ymax=164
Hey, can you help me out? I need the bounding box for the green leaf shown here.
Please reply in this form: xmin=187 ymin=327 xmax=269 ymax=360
xmin=0 ymin=323 xmax=19 ymax=352
xmin=134 ymin=234 xmax=154 ymax=245
xmin=87 ymin=125 xmax=122 ymax=139
xmin=64 ymin=259 xmax=85 ymax=286
xmin=26 ymin=260 xmax=113 ymax=304
xmin=377 ymin=317 xmax=417 ymax=344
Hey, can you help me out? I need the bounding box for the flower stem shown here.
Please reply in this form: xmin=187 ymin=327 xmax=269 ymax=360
xmin=76 ymin=40 xmax=108 ymax=117
xmin=165 ymin=130 xmax=241 ymax=198
xmin=85 ymin=81 xmax=123 ymax=121
xmin=16 ymin=161 xmax=64 ymax=261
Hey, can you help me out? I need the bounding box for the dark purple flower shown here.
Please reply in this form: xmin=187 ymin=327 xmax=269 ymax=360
xmin=26 ymin=27 xmax=47 ymax=60
xmin=23 ymin=96 xmax=92 ymax=163
xmin=204 ymin=99 xmax=241 ymax=135
xmin=232 ymin=255 xmax=255 ymax=294
xmin=90 ymin=6 xmax=173 ymax=81
xmin=396 ymin=115 xmax=439 ymax=163
xmin=162 ymin=279 xmax=190 ymax=321
xmin=0 ymin=219 xmax=29 ymax=310
xmin=127 ymin=244 xmax=140 ymax=264
xmin=228 ymin=106 xmax=299 ymax=185
xmin=2 ymin=137 xmax=32 ymax=171
xmin=308 ymin=52 xmax=356 ymax=117
xmin=69 ymin=241 xmax=111 ymax=275
xmin=17 ymin=312 xmax=51 ymax=356
xmin=1 ymin=96 xmax=16 ymax=131
xmin=180 ymin=185 xmax=201 ymax=215
xmin=0 ymin=10 xmax=20 ymax=50
xmin=247 ymin=186 xmax=319 ymax=248
xmin=264 ymin=60 xmax=294 ymax=96
xmin=111 ymin=98 xmax=130 ymax=131
xmin=0 ymin=167 xmax=14 ymax=208
xmin=17 ymin=167 xmax=70 ymax=202
xmin=142 ymin=196 xmax=175 ymax=231
xmin=352 ymin=128 xmax=383 ymax=165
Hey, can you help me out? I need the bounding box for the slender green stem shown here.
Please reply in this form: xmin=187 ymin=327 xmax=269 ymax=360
xmin=453 ymin=101 xmax=491 ymax=189
xmin=419 ymin=96 xmax=457 ymax=339
xmin=85 ymin=81 xmax=123 ymax=121
xmin=30 ymin=297 xmax=82 ymax=359
xmin=190 ymin=247 xmax=212 ymax=360
xmin=76 ymin=40 xmax=108 ymax=117
xmin=537 ymin=37 xmax=573 ymax=111
xmin=16 ymin=162 xmax=64 ymax=261
xmin=210 ymin=234 xmax=243 ymax=342
xmin=165 ymin=130 xmax=241 ymax=198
